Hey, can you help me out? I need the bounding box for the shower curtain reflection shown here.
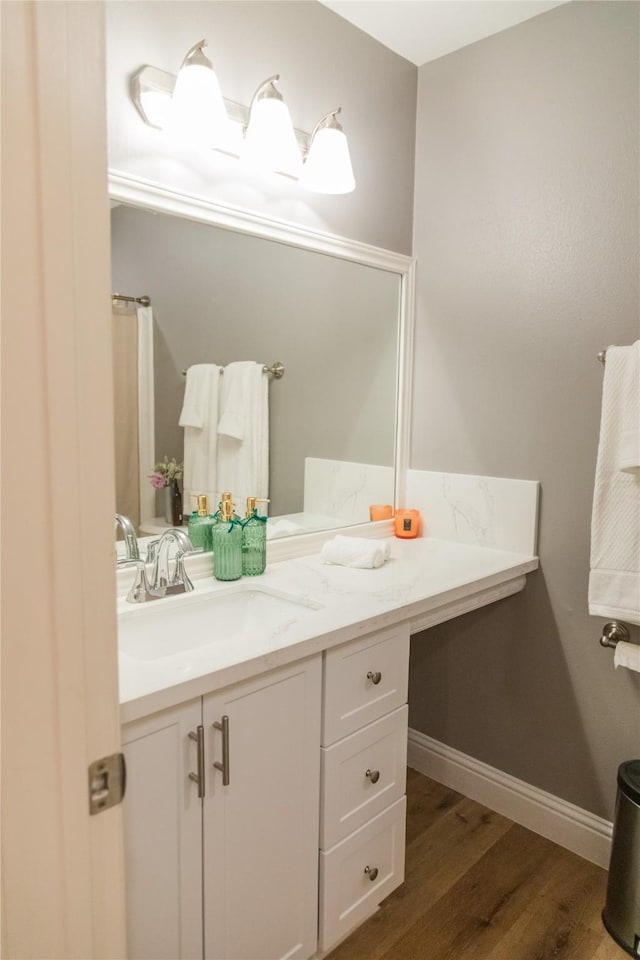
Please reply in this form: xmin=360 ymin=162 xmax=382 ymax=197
xmin=112 ymin=304 xmax=155 ymax=533
xmin=113 ymin=304 xmax=139 ymax=527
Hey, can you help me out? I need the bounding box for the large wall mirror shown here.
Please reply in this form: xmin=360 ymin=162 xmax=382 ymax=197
xmin=109 ymin=173 xmax=414 ymax=546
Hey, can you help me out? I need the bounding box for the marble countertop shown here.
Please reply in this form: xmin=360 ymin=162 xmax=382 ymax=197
xmin=119 ymin=537 xmax=538 ymax=725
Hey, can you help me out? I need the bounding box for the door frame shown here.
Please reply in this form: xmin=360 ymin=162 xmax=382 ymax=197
xmin=1 ymin=2 xmax=127 ymax=956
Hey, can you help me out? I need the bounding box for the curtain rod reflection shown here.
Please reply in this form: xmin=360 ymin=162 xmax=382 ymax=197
xmin=112 ymin=292 xmax=151 ymax=306
xmin=182 ymin=361 xmax=285 ymax=380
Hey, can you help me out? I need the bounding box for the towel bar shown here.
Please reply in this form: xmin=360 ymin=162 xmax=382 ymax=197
xmin=600 ymin=621 xmax=631 ymax=648
xmin=112 ymin=292 xmax=151 ymax=306
xmin=181 ymin=362 xmax=285 ymax=379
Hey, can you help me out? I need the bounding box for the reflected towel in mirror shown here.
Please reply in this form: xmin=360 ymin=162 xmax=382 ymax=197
xmin=180 ymin=364 xmax=222 ymax=508
xmin=217 ymin=361 xmax=269 ymax=506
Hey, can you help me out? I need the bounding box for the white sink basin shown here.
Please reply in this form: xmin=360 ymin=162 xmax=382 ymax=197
xmin=118 ymin=584 xmax=322 ymax=661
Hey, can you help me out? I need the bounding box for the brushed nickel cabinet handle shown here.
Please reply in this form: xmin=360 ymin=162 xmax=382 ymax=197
xmin=366 ymin=671 xmax=382 ymax=685
xmin=365 ymin=768 xmax=380 ymax=784
xmin=213 ymin=715 xmax=230 ymax=785
xmin=364 ymin=865 xmax=379 ymax=882
xmin=188 ymin=725 xmax=205 ymax=798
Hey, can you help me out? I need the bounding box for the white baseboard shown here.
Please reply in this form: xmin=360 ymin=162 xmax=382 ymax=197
xmin=407 ymin=728 xmax=613 ymax=869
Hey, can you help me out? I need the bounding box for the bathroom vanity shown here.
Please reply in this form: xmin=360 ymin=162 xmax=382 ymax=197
xmin=119 ymin=536 xmax=537 ymax=960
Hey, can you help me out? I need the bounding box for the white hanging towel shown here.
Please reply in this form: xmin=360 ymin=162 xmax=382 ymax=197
xmin=179 ymin=364 xmax=221 ymax=511
xmin=589 ymin=341 xmax=640 ymax=625
xmin=217 ymin=361 xmax=268 ymax=509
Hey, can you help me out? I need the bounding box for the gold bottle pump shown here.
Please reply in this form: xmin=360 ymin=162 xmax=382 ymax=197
xmin=219 ymin=498 xmax=236 ymax=522
xmin=193 ymin=494 xmax=209 ymax=517
xmin=245 ymin=497 xmax=270 ymax=518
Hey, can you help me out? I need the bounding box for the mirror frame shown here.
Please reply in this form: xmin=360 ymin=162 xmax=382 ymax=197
xmin=109 ymin=169 xmax=415 ymax=545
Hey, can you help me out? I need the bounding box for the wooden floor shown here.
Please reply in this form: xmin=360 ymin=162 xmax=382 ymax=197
xmin=328 ymin=769 xmax=628 ymax=960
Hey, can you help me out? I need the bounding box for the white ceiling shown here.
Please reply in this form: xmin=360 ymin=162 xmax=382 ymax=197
xmin=320 ymin=1 xmax=568 ymax=66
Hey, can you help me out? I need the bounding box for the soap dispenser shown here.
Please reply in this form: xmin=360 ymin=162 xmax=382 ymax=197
xmin=211 ymin=496 xmax=243 ymax=581
xmin=188 ymin=495 xmax=216 ymax=551
xmin=242 ymin=497 xmax=269 ymax=576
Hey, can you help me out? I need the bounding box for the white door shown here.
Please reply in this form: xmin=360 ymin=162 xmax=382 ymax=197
xmin=1 ymin=2 xmax=127 ymax=956
xmin=203 ymin=656 xmax=322 ymax=960
xmin=122 ymin=701 xmax=204 ymax=960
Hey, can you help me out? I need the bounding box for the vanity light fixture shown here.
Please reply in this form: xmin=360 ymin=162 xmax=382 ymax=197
xmin=241 ymin=75 xmax=302 ymax=178
xmin=163 ymin=39 xmax=231 ymax=149
xmin=300 ymin=108 xmax=356 ymax=195
xmin=131 ymin=46 xmax=356 ymax=194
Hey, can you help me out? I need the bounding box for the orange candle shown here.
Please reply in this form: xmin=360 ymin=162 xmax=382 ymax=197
xmin=394 ymin=508 xmax=421 ymax=539
xmin=369 ymin=504 xmax=394 ymax=521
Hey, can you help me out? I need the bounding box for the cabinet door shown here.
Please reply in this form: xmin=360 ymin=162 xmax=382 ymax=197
xmin=122 ymin=700 xmax=203 ymax=960
xmin=203 ymin=655 xmax=322 ymax=960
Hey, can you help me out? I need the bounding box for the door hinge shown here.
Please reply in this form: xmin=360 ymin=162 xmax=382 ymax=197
xmin=88 ymin=752 xmax=126 ymax=815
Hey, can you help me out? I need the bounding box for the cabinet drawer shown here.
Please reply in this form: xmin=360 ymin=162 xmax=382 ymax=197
xmin=321 ymin=705 xmax=408 ymax=849
xmin=319 ymin=796 xmax=406 ymax=953
xmin=322 ymin=624 xmax=410 ymax=745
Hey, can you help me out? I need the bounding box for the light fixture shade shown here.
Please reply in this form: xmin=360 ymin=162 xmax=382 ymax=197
xmin=300 ymin=109 xmax=355 ymax=195
xmin=164 ymin=40 xmax=230 ymax=148
xmin=242 ymin=76 xmax=302 ymax=178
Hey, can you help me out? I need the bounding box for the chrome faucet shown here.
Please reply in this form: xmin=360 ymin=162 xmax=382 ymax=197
xmin=117 ymin=527 xmax=195 ymax=603
xmin=115 ymin=513 xmax=140 ymax=560
xmin=151 ymin=528 xmax=195 ymax=595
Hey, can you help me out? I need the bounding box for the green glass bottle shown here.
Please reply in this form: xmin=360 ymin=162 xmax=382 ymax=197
xmin=187 ymin=495 xmax=216 ymax=552
xmin=211 ymin=497 xmax=243 ymax=581
xmin=241 ymin=497 xmax=270 ymax=576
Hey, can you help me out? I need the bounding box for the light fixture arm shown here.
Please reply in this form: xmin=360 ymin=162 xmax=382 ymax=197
xmin=180 ymin=39 xmax=211 ymax=69
xmin=248 ymin=74 xmax=283 ymax=113
xmin=306 ymin=107 xmax=343 ymax=156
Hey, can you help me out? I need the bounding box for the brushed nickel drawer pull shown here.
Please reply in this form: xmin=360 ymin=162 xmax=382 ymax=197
xmin=188 ymin=726 xmax=205 ymax=798
xmin=365 ymin=768 xmax=380 ymax=784
xmin=366 ymin=670 xmax=382 ymax=685
xmin=364 ymin=865 xmax=379 ymax=882
xmin=213 ymin=715 xmax=230 ymax=785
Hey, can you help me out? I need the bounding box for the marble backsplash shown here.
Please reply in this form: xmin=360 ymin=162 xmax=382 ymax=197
xmin=304 ymin=457 xmax=394 ymax=523
xmin=406 ymin=469 xmax=539 ymax=556
xmin=303 ymin=459 xmax=539 ymax=557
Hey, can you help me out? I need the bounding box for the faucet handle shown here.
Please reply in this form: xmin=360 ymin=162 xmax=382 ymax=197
xmin=169 ymin=552 xmax=194 ymax=594
xmin=117 ymin=557 xmax=158 ymax=604
xmin=145 ymin=538 xmax=160 ymax=565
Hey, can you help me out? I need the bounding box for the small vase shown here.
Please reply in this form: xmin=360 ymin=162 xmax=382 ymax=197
xmin=171 ymin=481 xmax=183 ymax=527
xmin=163 ymin=485 xmax=172 ymax=524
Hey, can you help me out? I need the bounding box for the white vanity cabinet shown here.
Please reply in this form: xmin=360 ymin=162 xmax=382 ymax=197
xmin=121 ymin=698 xmax=204 ymax=960
xmin=202 ymin=658 xmax=321 ymax=960
xmin=318 ymin=623 xmax=410 ymax=952
xmin=122 ymin=654 xmax=322 ymax=960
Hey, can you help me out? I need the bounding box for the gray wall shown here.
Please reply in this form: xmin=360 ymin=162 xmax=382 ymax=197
xmin=111 ymin=204 xmax=399 ymax=516
xmin=410 ymin=1 xmax=639 ymax=819
xmin=106 ymin=1 xmax=416 ymax=254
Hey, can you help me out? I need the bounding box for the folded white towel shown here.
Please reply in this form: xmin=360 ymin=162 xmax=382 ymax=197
xmin=589 ymin=341 xmax=640 ymax=625
xmin=180 ymin=364 xmax=221 ymax=509
xmin=217 ymin=361 xmax=269 ymax=507
xmin=320 ymin=535 xmax=391 ymax=569
xmin=619 ymin=341 xmax=640 ymax=472
xmin=180 ymin=364 xmax=218 ymax=429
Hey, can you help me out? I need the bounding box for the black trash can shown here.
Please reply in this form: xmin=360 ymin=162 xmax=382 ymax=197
xmin=603 ymin=760 xmax=640 ymax=957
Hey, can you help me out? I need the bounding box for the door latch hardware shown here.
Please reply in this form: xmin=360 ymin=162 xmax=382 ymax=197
xmin=88 ymin=752 xmax=126 ymax=815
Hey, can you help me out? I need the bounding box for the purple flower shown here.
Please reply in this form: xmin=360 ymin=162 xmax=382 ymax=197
xmin=149 ymin=472 xmax=166 ymax=489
